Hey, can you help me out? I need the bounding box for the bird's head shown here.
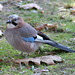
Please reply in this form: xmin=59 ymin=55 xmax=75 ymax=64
xmin=6 ymin=14 xmax=24 ymax=28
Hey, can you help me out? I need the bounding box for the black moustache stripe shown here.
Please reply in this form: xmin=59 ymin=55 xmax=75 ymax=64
xmin=12 ymin=22 xmax=17 ymax=26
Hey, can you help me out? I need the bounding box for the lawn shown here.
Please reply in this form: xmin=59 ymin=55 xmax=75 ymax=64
xmin=0 ymin=0 xmax=75 ymax=75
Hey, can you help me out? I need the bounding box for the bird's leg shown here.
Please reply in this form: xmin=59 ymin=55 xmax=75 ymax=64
xmin=25 ymin=53 xmax=30 ymax=58
xmin=20 ymin=52 xmax=29 ymax=57
xmin=15 ymin=52 xmax=30 ymax=58
xmin=20 ymin=52 xmax=23 ymax=56
xmin=15 ymin=52 xmax=24 ymax=56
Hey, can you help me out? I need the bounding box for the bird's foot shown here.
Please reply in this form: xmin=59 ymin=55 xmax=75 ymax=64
xmin=15 ymin=52 xmax=30 ymax=58
xmin=15 ymin=52 xmax=25 ymax=56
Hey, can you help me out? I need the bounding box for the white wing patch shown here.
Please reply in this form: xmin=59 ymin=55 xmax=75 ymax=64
xmin=35 ymin=35 xmax=43 ymax=41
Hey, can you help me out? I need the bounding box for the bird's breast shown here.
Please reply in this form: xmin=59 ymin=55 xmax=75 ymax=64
xmin=7 ymin=24 xmax=16 ymax=29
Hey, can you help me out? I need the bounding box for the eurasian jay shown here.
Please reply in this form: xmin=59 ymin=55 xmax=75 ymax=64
xmin=4 ymin=14 xmax=75 ymax=54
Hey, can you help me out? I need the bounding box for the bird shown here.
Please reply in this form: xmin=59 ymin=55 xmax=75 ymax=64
xmin=4 ymin=14 xmax=75 ymax=55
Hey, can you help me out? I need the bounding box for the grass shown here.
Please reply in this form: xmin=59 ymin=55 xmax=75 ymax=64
xmin=0 ymin=0 xmax=75 ymax=75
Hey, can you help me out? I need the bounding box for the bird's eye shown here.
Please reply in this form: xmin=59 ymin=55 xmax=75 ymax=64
xmin=14 ymin=19 xmax=17 ymax=21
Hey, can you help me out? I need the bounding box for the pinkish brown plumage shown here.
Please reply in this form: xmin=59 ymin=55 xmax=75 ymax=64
xmin=5 ymin=14 xmax=41 ymax=53
xmin=4 ymin=14 xmax=75 ymax=54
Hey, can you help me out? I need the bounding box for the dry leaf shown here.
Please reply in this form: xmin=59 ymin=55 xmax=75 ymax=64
xmin=16 ymin=3 xmax=42 ymax=10
xmin=64 ymin=3 xmax=75 ymax=9
xmin=0 ymin=59 xmax=2 ymax=61
xmin=60 ymin=23 xmax=66 ymax=26
xmin=0 ymin=30 xmax=3 ymax=36
xmin=70 ymin=9 xmax=75 ymax=15
xmin=0 ymin=26 xmax=4 ymax=38
xmin=35 ymin=23 xmax=58 ymax=31
xmin=59 ymin=16 xmax=65 ymax=19
xmin=35 ymin=24 xmax=47 ymax=31
xmin=46 ymin=23 xmax=58 ymax=31
xmin=12 ymin=55 xmax=62 ymax=66
xmin=58 ymin=7 xmax=67 ymax=12
xmin=70 ymin=38 xmax=75 ymax=41
xmin=0 ymin=4 xmax=3 ymax=12
xmin=64 ymin=3 xmax=72 ymax=9
xmin=35 ymin=23 xmax=65 ymax=32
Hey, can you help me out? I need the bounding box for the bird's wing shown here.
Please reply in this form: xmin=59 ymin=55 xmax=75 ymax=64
xmin=35 ymin=32 xmax=75 ymax=52
xmin=17 ymin=27 xmax=75 ymax=52
xmin=18 ymin=23 xmax=37 ymax=38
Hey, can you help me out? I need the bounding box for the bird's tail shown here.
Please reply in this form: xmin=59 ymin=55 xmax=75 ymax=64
xmin=46 ymin=42 xmax=75 ymax=52
xmin=35 ymin=40 xmax=75 ymax=52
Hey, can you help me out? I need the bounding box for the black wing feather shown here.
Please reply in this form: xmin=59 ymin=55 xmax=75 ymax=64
xmin=38 ymin=31 xmax=75 ymax=52
xmin=38 ymin=31 xmax=58 ymax=44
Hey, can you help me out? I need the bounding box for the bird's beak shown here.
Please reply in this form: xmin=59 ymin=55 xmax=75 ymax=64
xmin=6 ymin=20 xmax=12 ymax=24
